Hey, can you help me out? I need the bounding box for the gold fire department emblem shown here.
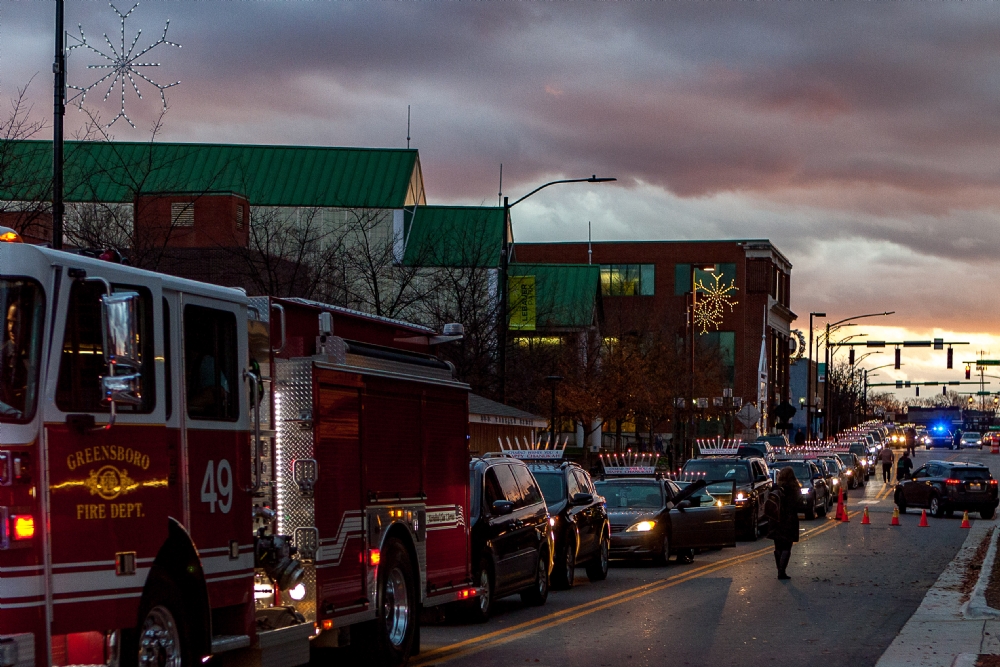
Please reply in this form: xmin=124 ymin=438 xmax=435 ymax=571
xmin=84 ymin=465 xmax=138 ymax=501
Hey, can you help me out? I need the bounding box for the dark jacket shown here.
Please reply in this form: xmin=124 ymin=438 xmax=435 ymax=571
xmin=896 ymin=455 xmax=913 ymax=479
xmin=768 ymin=483 xmax=801 ymax=543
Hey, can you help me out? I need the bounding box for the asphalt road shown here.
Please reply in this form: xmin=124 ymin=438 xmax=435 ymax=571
xmin=412 ymin=448 xmax=999 ymax=667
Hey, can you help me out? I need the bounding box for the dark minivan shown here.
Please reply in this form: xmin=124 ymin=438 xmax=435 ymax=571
xmin=466 ymin=456 xmax=553 ymax=621
xmin=680 ymin=456 xmax=772 ymax=540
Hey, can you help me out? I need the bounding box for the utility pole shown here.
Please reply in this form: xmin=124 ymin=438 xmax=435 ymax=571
xmin=52 ymin=0 xmax=66 ymax=249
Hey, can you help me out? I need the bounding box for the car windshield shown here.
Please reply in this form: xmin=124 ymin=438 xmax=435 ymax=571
xmin=0 ymin=279 xmax=45 ymax=423
xmin=532 ymin=471 xmax=566 ymax=505
xmin=594 ymin=480 xmax=663 ymax=509
xmin=962 ymin=433 xmax=981 ymax=441
xmin=836 ymin=454 xmax=853 ymax=465
xmin=682 ymin=460 xmax=750 ymax=483
xmin=951 ymin=468 xmax=991 ymax=481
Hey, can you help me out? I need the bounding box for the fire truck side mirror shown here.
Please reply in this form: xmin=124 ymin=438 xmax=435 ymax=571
xmin=100 ymin=292 xmax=143 ymax=407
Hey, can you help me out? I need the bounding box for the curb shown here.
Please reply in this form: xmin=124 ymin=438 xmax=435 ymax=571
xmin=951 ymin=654 xmax=978 ymax=667
xmin=961 ymin=526 xmax=1000 ymax=620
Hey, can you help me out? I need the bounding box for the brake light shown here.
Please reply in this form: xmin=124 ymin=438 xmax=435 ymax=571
xmin=456 ymin=588 xmax=476 ymax=600
xmin=11 ymin=515 xmax=34 ymax=540
xmin=991 ymin=480 xmax=998 ymax=486
xmin=368 ymin=549 xmax=380 ymax=567
xmin=945 ymin=479 xmax=961 ymax=485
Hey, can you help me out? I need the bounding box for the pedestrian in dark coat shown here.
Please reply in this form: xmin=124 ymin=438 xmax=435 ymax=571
xmin=896 ymin=451 xmax=914 ymax=481
xmin=768 ymin=467 xmax=801 ymax=580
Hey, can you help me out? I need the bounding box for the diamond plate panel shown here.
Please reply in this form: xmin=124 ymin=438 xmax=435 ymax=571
xmin=274 ymin=359 xmax=316 ymax=540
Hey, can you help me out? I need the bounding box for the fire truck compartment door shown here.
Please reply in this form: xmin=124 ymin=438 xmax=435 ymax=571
xmin=313 ymin=379 xmax=366 ymax=613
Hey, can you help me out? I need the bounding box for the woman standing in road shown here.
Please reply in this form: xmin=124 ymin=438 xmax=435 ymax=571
xmin=766 ymin=467 xmax=801 ymax=580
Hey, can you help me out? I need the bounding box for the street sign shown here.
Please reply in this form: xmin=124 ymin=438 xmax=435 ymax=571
xmin=713 ymin=397 xmax=724 ymax=407
xmin=736 ymin=403 xmax=760 ymax=427
xmin=697 ymin=398 xmax=708 ymax=408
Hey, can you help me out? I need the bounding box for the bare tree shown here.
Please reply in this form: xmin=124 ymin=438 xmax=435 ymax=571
xmin=0 ymin=80 xmax=50 ymax=242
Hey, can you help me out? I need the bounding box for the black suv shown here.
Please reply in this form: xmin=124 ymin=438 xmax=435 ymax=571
xmin=680 ymin=456 xmax=772 ymax=539
xmin=773 ymin=459 xmax=831 ymax=520
xmin=835 ymin=452 xmax=866 ymax=489
xmin=527 ymin=461 xmax=610 ymax=589
xmin=467 ymin=456 xmax=553 ymax=621
xmin=894 ymin=461 xmax=999 ymax=519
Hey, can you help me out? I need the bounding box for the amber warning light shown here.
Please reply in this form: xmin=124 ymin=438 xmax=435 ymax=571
xmin=0 ymin=227 xmax=22 ymax=243
xmin=12 ymin=515 xmax=34 ymax=540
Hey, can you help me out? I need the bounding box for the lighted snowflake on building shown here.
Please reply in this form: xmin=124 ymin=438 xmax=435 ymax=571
xmin=693 ymin=272 xmax=739 ymax=334
xmin=67 ymin=2 xmax=181 ymax=128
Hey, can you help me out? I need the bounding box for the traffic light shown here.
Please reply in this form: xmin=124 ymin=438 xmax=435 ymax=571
xmin=969 ymin=396 xmax=975 ymax=406
xmin=849 ymin=348 xmax=855 ymax=366
xmin=966 ymin=364 xmax=972 ymax=380
xmin=895 ymin=348 xmax=901 ymax=369
xmin=947 ymin=347 xmax=954 ymax=369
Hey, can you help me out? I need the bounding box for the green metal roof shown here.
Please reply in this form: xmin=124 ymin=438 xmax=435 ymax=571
xmin=0 ymin=140 xmax=423 ymax=209
xmin=402 ymin=205 xmax=504 ymax=268
xmin=508 ymin=263 xmax=600 ymax=330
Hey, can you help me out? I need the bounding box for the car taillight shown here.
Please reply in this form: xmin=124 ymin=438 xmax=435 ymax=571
xmin=990 ymin=480 xmax=998 ymax=486
xmin=945 ymin=479 xmax=961 ymax=485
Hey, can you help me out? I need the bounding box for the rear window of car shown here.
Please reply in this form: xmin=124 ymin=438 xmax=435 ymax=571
xmin=683 ymin=460 xmax=750 ymax=482
xmin=532 ymin=470 xmax=566 ymax=505
xmin=594 ymin=480 xmax=663 ymax=509
xmin=849 ymin=444 xmax=866 ymax=455
xmin=778 ymin=462 xmax=812 ymax=481
xmin=950 ymin=468 xmax=992 ymax=481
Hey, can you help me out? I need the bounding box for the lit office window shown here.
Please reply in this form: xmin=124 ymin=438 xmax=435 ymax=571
xmin=600 ymin=264 xmax=655 ymax=296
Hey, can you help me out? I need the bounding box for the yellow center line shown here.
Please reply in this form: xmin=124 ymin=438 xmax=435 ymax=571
xmin=414 ymin=513 xmax=855 ymax=667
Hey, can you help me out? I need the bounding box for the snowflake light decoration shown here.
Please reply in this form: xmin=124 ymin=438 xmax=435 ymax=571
xmin=67 ymin=2 xmax=181 ymax=128
xmin=693 ymin=272 xmax=739 ymax=334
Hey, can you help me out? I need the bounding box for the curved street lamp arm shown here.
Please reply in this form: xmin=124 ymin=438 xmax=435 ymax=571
xmin=509 ymin=176 xmax=617 ymax=208
xmin=830 ymin=311 xmax=895 ymax=328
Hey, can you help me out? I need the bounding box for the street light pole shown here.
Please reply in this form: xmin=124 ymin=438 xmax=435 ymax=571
xmin=52 ymin=0 xmax=66 ymax=249
xmin=688 ymin=263 xmax=715 ymax=458
xmin=545 ymin=375 xmax=563 ymax=446
xmin=498 ymin=176 xmax=615 ymax=403
xmin=807 ymin=312 xmax=826 ymax=439
xmin=822 ymin=311 xmax=894 ymax=439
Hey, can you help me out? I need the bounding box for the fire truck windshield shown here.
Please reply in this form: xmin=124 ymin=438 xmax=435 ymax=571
xmin=0 ymin=278 xmax=45 ymax=422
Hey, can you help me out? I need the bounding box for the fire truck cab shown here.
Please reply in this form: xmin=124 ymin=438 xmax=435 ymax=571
xmin=0 ymin=235 xmax=474 ymax=667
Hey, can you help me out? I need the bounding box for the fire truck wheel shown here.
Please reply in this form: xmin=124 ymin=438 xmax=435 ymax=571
xmin=370 ymin=538 xmax=417 ymax=666
xmin=126 ymin=575 xmax=192 ymax=667
xmin=520 ymin=547 xmax=549 ymax=607
xmin=464 ymin=556 xmax=494 ymax=623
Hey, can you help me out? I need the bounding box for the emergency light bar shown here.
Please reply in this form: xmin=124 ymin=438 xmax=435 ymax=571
xmin=599 ymin=451 xmax=659 ymax=475
xmin=696 ymin=437 xmax=742 ymax=456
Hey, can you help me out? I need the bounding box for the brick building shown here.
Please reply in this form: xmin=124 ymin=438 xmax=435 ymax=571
xmin=514 ymin=240 xmax=795 ymax=431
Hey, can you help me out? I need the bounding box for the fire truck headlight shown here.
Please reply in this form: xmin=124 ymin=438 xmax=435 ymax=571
xmin=289 ymin=583 xmax=307 ymax=601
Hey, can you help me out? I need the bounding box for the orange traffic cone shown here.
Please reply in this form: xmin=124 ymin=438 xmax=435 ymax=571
xmin=919 ymin=510 xmax=929 ymax=527
xmin=890 ymin=507 xmax=901 ymax=526
xmin=862 ymin=507 xmax=870 ymax=524
xmin=841 ymin=504 xmax=851 ymax=522
xmin=835 ymin=486 xmax=845 ymax=521
xmin=961 ymin=511 xmax=971 ymax=528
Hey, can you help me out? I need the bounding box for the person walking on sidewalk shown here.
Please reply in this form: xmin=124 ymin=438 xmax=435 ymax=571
xmin=896 ymin=450 xmax=913 ymax=481
xmin=766 ymin=467 xmax=802 ymax=580
xmin=879 ymin=445 xmax=895 ymax=484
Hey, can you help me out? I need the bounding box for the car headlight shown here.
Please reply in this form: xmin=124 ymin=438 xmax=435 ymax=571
xmin=735 ymin=491 xmax=747 ymax=503
xmin=800 ymin=488 xmax=811 ymax=495
xmin=846 ymin=470 xmax=853 ymax=475
xmin=626 ymin=520 xmax=656 ymax=533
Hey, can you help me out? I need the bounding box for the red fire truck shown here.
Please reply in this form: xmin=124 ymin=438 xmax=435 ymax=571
xmin=0 ymin=231 xmax=476 ymax=667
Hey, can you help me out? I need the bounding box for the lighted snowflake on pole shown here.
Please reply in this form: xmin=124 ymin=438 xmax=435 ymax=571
xmin=693 ymin=272 xmax=739 ymax=334
xmin=67 ymin=2 xmax=181 ymax=128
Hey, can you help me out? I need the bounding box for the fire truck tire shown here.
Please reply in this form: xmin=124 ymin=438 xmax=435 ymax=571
xmin=359 ymin=538 xmax=417 ymax=666
xmin=519 ymin=546 xmax=549 ymax=607
xmin=124 ymin=573 xmax=193 ymax=667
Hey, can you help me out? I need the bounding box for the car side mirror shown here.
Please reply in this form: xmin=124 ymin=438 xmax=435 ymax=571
xmin=100 ymin=292 xmax=143 ymax=407
xmin=491 ymin=500 xmax=514 ymax=516
xmin=571 ymin=492 xmax=594 ymax=506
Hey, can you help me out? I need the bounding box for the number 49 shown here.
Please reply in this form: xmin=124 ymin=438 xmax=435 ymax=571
xmin=200 ymin=459 xmax=233 ymax=514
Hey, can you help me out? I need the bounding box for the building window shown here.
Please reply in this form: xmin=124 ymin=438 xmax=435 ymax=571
xmin=171 ymin=202 xmax=194 ymax=227
xmin=600 ymin=264 xmax=654 ymax=296
xmin=675 ymin=263 xmax=737 ymax=296
xmin=702 ymin=330 xmax=736 ymax=385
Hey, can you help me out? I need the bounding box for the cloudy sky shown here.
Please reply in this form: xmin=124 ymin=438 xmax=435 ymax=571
xmin=5 ymin=1 xmax=1000 ymax=396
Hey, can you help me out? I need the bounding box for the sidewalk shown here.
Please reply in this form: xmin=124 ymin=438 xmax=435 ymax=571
xmin=875 ymin=517 xmax=1000 ymax=667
